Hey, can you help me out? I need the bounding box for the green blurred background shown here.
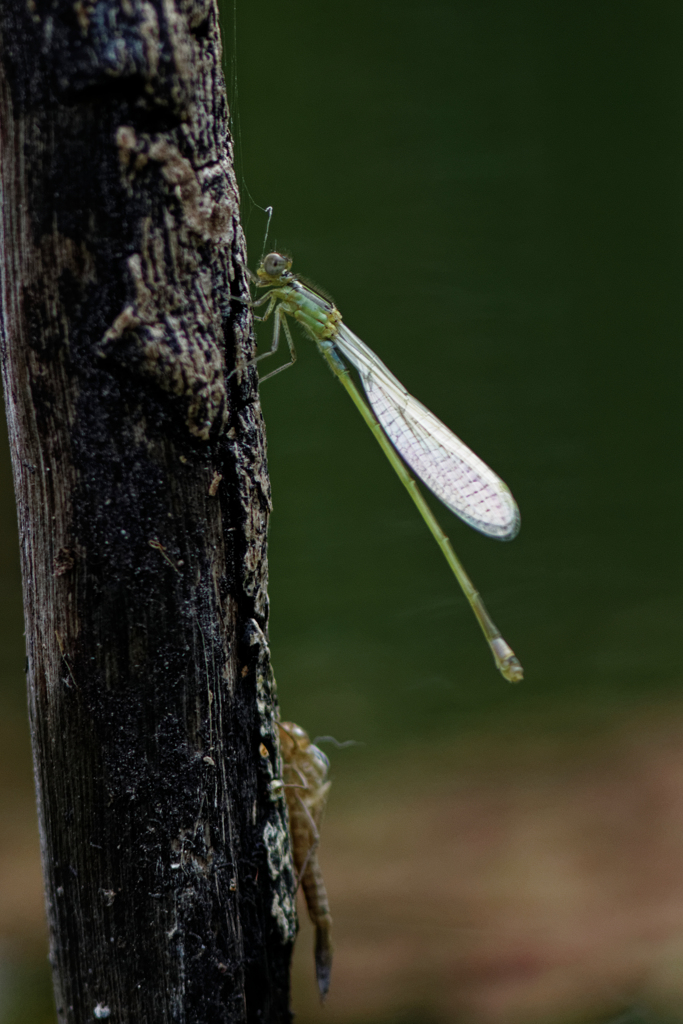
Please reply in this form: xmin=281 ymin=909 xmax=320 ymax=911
xmin=234 ymin=0 xmax=683 ymax=744
xmin=2 ymin=1 xmax=683 ymax=1021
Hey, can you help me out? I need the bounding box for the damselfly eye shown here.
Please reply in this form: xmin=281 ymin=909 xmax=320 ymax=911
xmin=263 ymin=252 xmax=289 ymax=276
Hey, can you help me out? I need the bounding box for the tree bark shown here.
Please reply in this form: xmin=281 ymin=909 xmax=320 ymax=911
xmin=0 ymin=0 xmax=296 ymax=1021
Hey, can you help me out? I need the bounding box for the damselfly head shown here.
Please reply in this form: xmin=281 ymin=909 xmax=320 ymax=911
xmin=279 ymin=720 xmax=312 ymax=757
xmin=257 ymin=252 xmax=292 ymax=284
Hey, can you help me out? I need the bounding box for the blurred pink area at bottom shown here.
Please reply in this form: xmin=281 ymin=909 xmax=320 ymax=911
xmin=292 ymin=708 xmax=683 ymax=1023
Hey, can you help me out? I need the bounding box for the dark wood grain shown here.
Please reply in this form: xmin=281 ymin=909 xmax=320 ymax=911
xmin=0 ymin=1 xmax=296 ymax=1019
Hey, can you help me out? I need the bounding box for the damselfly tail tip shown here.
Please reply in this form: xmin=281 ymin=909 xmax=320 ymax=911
xmin=315 ymin=926 xmax=333 ymax=1003
xmin=501 ymin=655 xmax=523 ymax=684
xmin=490 ymin=637 xmax=523 ymax=683
xmin=316 ymin=967 xmax=331 ymax=1004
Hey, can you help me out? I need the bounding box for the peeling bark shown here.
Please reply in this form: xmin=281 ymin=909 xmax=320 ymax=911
xmin=0 ymin=0 xmax=296 ymax=1020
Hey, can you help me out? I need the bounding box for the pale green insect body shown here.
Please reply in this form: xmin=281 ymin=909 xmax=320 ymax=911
xmin=249 ymin=252 xmax=523 ymax=683
xmin=254 ymin=254 xmax=342 ymax=345
xmin=271 ymin=284 xmax=339 ymax=341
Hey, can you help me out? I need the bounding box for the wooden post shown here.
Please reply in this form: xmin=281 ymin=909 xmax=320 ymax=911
xmin=0 ymin=0 xmax=296 ymax=1020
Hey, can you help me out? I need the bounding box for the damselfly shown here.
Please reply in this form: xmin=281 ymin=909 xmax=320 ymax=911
xmin=246 ymin=253 xmax=523 ymax=683
xmin=279 ymin=721 xmax=333 ymax=1001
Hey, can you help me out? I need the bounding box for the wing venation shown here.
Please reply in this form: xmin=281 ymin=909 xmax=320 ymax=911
xmin=334 ymin=325 xmax=520 ymax=540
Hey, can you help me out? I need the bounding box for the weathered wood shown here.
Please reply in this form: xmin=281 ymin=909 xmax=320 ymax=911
xmin=0 ymin=0 xmax=296 ymax=1020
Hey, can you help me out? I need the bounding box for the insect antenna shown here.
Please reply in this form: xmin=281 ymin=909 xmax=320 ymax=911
xmin=260 ymin=205 xmax=274 ymax=262
xmin=313 ymin=736 xmax=364 ymax=749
